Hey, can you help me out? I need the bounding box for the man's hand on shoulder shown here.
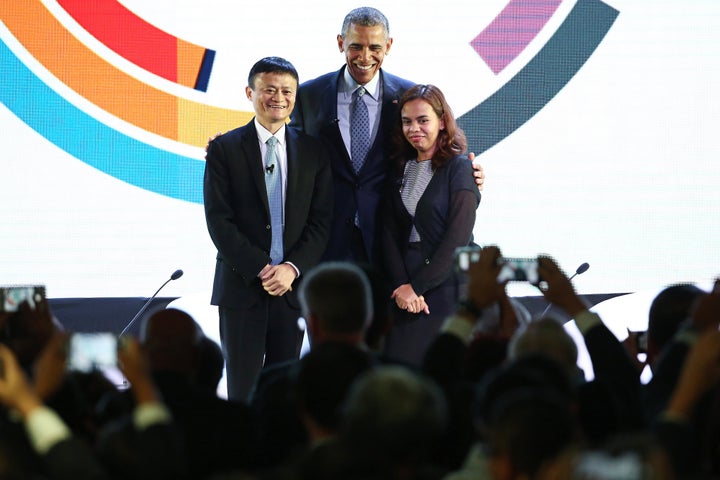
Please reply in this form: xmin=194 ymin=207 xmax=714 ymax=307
xmin=468 ymin=152 xmax=484 ymax=191
xmin=205 ymin=131 xmax=224 ymax=153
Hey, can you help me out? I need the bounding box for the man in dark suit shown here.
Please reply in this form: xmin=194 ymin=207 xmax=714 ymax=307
xmin=204 ymin=57 xmax=333 ymax=402
xmin=291 ymin=7 xmax=483 ymax=264
xmin=291 ymin=7 xmax=412 ymax=264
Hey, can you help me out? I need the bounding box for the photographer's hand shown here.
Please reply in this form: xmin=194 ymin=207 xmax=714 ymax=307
xmin=0 ymin=344 xmax=43 ymax=418
xmin=118 ymin=336 xmax=160 ymax=405
xmin=32 ymin=332 xmax=70 ymax=400
xmin=536 ymin=255 xmax=586 ymax=317
xmin=665 ymin=328 xmax=720 ymax=422
xmin=689 ymin=278 xmax=720 ymax=332
xmin=622 ymin=329 xmax=648 ymax=374
xmin=497 ymin=286 xmax=520 ymax=337
xmin=8 ymin=299 xmax=58 ymax=368
xmin=464 ymin=245 xmax=505 ymax=310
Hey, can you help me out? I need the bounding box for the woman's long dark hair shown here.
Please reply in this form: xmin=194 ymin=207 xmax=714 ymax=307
xmin=390 ymin=84 xmax=467 ymax=172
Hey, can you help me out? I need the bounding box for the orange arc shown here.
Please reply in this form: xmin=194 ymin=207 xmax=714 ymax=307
xmin=2 ymin=0 xmax=252 ymax=147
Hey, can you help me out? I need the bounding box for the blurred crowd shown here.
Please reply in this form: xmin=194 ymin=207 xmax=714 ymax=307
xmin=1 ymin=246 xmax=719 ymax=479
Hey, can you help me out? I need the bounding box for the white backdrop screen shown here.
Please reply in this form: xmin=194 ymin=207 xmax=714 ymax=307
xmin=1 ymin=0 xmax=719 ymax=298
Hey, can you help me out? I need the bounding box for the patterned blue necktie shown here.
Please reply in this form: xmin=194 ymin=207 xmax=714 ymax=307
xmin=350 ymin=87 xmax=370 ymax=174
xmin=264 ymin=136 xmax=283 ymax=265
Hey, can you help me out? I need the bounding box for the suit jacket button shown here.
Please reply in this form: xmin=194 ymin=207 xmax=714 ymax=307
xmin=425 ymin=259 xmax=430 ymax=264
xmin=266 ymin=224 xmax=271 ymax=230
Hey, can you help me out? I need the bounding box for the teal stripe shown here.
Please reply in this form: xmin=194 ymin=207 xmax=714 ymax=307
xmin=0 ymin=39 xmax=204 ymax=204
xmin=459 ymin=0 xmax=619 ymax=155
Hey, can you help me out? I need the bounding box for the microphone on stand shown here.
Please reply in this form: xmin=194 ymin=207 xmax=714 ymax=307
xmin=119 ymin=269 xmax=183 ymax=337
xmin=572 ymin=262 xmax=590 ymax=279
xmin=539 ymin=262 xmax=589 ymax=319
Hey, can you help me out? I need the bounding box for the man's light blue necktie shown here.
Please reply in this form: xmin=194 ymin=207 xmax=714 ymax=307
xmin=264 ymin=136 xmax=283 ymax=265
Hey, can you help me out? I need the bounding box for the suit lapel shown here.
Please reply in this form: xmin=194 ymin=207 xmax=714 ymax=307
xmin=318 ymin=68 xmax=346 ymax=156
xmin=284 ymin=127 xmax=299 ymax=204
xmin=377 ymin=70 xmax=403 ymax=149
xmin=243 ymin=121 xmax=270 ymax=214
xmin=284 ymin=127 xmax=304 ymax=242
xmin=321 ymin=70 xmax=341 ymax=123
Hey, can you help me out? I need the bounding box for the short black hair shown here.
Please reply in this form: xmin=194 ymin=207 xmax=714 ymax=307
xmin=247 ymin=56 xmax=299 ymax=89
xmin=341 ymin=7 xmax=390 ymax=38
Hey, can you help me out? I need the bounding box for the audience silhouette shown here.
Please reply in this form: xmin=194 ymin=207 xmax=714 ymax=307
xmin=1 ymin=252 xmax=719 ymax=479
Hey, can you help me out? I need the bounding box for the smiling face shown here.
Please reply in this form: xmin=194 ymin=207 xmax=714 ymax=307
xmin=401 ymin=98 xmax=445 ymax=160
xmin=337 ymin=23 xmax=392 ymax=85
xmin=246 ymin=72 xmax=297 ymax=133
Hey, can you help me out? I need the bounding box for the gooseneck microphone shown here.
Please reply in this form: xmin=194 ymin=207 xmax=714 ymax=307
xmin=119 ymin=269 xmax=183 ymax=337
xmin=539 ymin=262 xmax=590 ymax=319
xmin=572 ymin=262 xmax=590 ymax=279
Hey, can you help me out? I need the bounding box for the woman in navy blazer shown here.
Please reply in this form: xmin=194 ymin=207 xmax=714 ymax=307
xmin=381 ymin=84 xmax=481 ymax=366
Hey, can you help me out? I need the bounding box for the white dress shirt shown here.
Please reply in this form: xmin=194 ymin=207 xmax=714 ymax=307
xmin=338 ymin=68 xmax=382 ymax=159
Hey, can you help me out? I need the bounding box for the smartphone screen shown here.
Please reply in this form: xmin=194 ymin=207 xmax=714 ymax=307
xmin=67 ymin=332 xmax=118 ymax=373
xmin=498 ymin=258 xmax=539 ymax=283
xmin=0 ymin=285 xmax=46 ymax=313
xmin=454 ymin=246 xmax=482 ymax=272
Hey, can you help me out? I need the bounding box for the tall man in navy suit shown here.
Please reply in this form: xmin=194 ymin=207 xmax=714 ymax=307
xmin=291 ymin=7 xmax=483 ymax=264
xmin=204 ymin=57 xmax=333 ymax=402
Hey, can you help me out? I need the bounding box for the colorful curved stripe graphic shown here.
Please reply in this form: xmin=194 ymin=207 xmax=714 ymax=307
xmin=0 ymin=39 xmax=204 ymax=204
xmin=0 ymin=0 xmax=618 ymax=204
xmin=458 ymin=0 xmax=619 ymax=155
xmin=472 ymin=0 xmax=562 ymax=74
xmin=57 ymin=0 xmax=215 ymax=91
xmin=1 ymin=0 xmax=251 ymax=148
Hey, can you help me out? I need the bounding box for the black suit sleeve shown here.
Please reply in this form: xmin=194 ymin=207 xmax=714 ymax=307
xmin=289 ymin=91 xmax=305 ymax=132
xmin=380 ymin=189 xmax=411 ymax=288
xmin=411 ymin=189 xmax=478 ymax=295
xmin=644 ymin=341 xmax=692 ymax=421
xmin=283 ymin=141 xmax=334 ymax=275
xmin=42 ymin=438 xmax=110 ymax=480
xmin=204 ymin=137 xmax=270 ymax=282
xmin=583 ymin=323 xmax=644 ymax=425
